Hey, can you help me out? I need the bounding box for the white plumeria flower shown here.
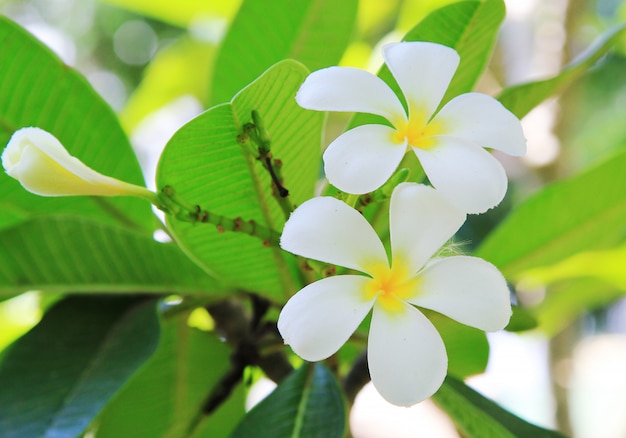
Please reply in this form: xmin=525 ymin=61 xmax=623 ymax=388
xmin=296 ymin=41 xmax=526 ymax=214
xmin=278 ymin=183 xmax=511 ymax=406
xmin=2 ymin=127 xmax=155 ymax=200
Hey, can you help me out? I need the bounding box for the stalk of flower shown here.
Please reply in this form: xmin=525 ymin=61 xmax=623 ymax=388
xmin=277 ymin=183 xmax=512 ymax=406
xmin=296 ymin=41 xmax=527 ymax=214
xmin=2 ymin=127 xmax=158 ymax=202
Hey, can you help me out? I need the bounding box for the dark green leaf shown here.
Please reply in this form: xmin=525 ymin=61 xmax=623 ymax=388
xmin=433 ymin=376 xmax=565 ymax=437
xmin=0 ymin=296 xmax=160 ymax=438
xmin=0 ymin=216 xmax=222 ymax=298
xmin=158 ymin=60 xmax=322 ymax=298
xmin=231 ymin=363 xmax=345 ymax=438
xmin=209 ymin=0 xmax=358 ymax=105
xmin=0 ymin=16 xmax=151 ymax=231
xmin=476 ymin=149 xmax=626 ymax=278
xmin=95 ymin=313 xmax=235 ymax=438
xmin=505 ymin=306 xmax=539 ymax=332
xmin=498 ymin=24 xmax=626 ymax=118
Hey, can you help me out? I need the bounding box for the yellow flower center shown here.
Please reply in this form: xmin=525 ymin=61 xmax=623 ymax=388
xmin=391 ymin=109 xmax=443 ymax=150
xmin=363 ymin=258 xmax=421 ymax=314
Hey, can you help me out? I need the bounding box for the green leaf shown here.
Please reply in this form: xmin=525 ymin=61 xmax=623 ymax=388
xmin=121 ymin=36 xmax=217 ymax=132
xmin=0 ymin=296 xmax=160 ymax=438
xmin=0 ymin=16 xmax=151 ymax=231
xmin=209 ymin=0 xmax=358 ymax=105
xmin=0 ymin=216 xmax=222 ymax=298
xmin=157 ymin=60 xmax=323 ymax=299
xmin=498 ymin=24 xmax=626 ymax=118
xmin=231 ymin=363 xmax=346 ymax=438
xmin=95 ymin=312 xmax=235 ymax=438
xmin=476 ymin=149 xmax=626 ymax=278
xmin=100 ymin=0 xmax=241 ymax=28
xmin=505 ymin=306 xmax=538 ymax=332
xmin=427 ymin=311 xmax=489 ymax=378
xmin=350 ymin=0 xmax=505 ymax=131
xmin=403 ymin=0 xmax=505 ymax=104
xmin=433 ymin=376 xmax=565 ymax=438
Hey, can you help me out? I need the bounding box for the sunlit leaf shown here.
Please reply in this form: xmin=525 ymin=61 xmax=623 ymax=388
xmin=209 ymin=0 xmax=358 ymax=105
xmin=0 ymin=216 xmax=222 ymax=298
xmin=100 ymin=0 xmax=241 ymax=28
xmin=433 ymin=376 xmax=565 ymax=437
xmin=499 ymin=24 xmax=626 ymax=118
xmin=95 ymin=312 xmax=235 ymax=438
xmin=0 ymin=16 xmax=151 ymax=231
xmin=476 ymin=149 xmax=626 ymax=278
xmin=121 ymin=36 xmax=217 ymax=132
xmin=157 ymin=60 xmax=322 ymax=299
xmin=0 ymin=297 xmax=160 ymax=438
xmin=427 ymin=311 xmax=489 ymax=378
xmin=231 ymin=364 xmax=345 ymax=438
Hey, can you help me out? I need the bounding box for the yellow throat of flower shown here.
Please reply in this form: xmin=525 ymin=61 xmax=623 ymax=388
xmin=363 ymin=258 xmax=421 ymax=314
xmin=391 ymin=109 xmax=443 ymax=150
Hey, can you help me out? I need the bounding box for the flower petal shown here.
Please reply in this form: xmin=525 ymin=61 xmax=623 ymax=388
xmin=368 ymin=300 xmax=447 ymax=406
xmin=280 ymin=196 xmax=387 ymax=273
xmin=2 ymin=127 xmax=151 ymax=198
xmin=389 ymin=183 xmax=466 ymax=274
xmin=383 ymin=42 xmax=459 ymax=118
xmin=412 ymin=138 xmax=508 ymax=214
xmin=324 ymin=124 xmax=406 ymax=195
xmin=278 ymin=275 xmax=375 ymax=361
xmin=434 ymin=93 xmax=526 ymax=156
xmin=296 ymin=66 xmax=406 ymax=122
xmin=410 ymin=256 xmax=512 ymax=332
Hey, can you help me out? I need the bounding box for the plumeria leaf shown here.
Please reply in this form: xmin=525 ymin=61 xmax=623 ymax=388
xmin=209 ymin=0 xmax=358 ymax=105
xmin=121 ymin=36 xmax=217 ymax=132
xmin=231 ymin=363 xmax=346 ymax=438
xmin=433 ymin=376 xmax=565 ymax=438
xmin=99 ymin=0 xmax=241 ymax=28
xmin=426 ymin=311 xmax=489 ymax=378
xmin=94 ymin=311 xmax=237 ymax=438
xmin=476 ymin=149 xmax=626 ymax=279
xmin=498 ymin=24 xmax=626 ymax=119
xmin=350 ymin=0 xmax=504 ymax=133
xmin=0 ymin=296 xmax=160 ymax=438
xmin=0 ymin=216 xmax=222 ymax=298
xmin=402 ymin=0 xmax=505 ymax=105
xmin=505 ymin=306 xmax=539 ymax=332
xmin=157 ymin=60 xmax=322 ymax=299
xmin=0 ymin=16 xmax=151 ymax=231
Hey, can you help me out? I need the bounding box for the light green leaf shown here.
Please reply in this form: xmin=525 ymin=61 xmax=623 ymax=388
xmin=498 ymin=24 xmax=626 ymax=118
xmin=476 ymin=149 xmax=626 ymax=279
xmin=100 ymin=0 xmax=241 ymax=28
xmin=350 ymin=0 xmax=505 ymax=131
xmin=231 ymin=363 xmax=346 ymax=438
xmin=157 ymin=60 xmax=323 ymax=299
xmin=403 ymin=0 xmax=505 ymax=104
xmin=0 ymin=16 xmax=151 ymax=231
xmin=95 ymin=312 xmax=235 ymax=438
xmin=0 ymin=216 xmax=222 ymax=298
xmin=433 ymin=376 xmax=565 ymax=437
xmin=427 ymin=311 xmax=489 ymax=378
xmin=0 ymin=296 xmax=160 ymax=438
xmin=209 ymin=0 xmax=358 ymax=105
xmin=121 ymin=36 xmax=217 ymax=132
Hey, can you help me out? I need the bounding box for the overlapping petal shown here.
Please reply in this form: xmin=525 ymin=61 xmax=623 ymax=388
xmin=280 ymin=196 xmax=387 ymax=273
xmin=324 ymin=124 xmax=407 ymax=195
xmin=412 ymin=138 xmax=507 ymax=214
xmin=295 ymin=66 xmax=406 ymax=122
xmin=434 ymin=93 xmax=527 ymax=156
xmin=389 ymin=183 xmax=466 ymax=274
xmin=383 ymin=42 xmax=459 ymax=118
xmin=411 ymin=256 xmax=512 ymax=332
xmin=368 ymin=300 xmax=447 ymax=406
xmin=278 ymin=275 xmax=375 ymax=361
